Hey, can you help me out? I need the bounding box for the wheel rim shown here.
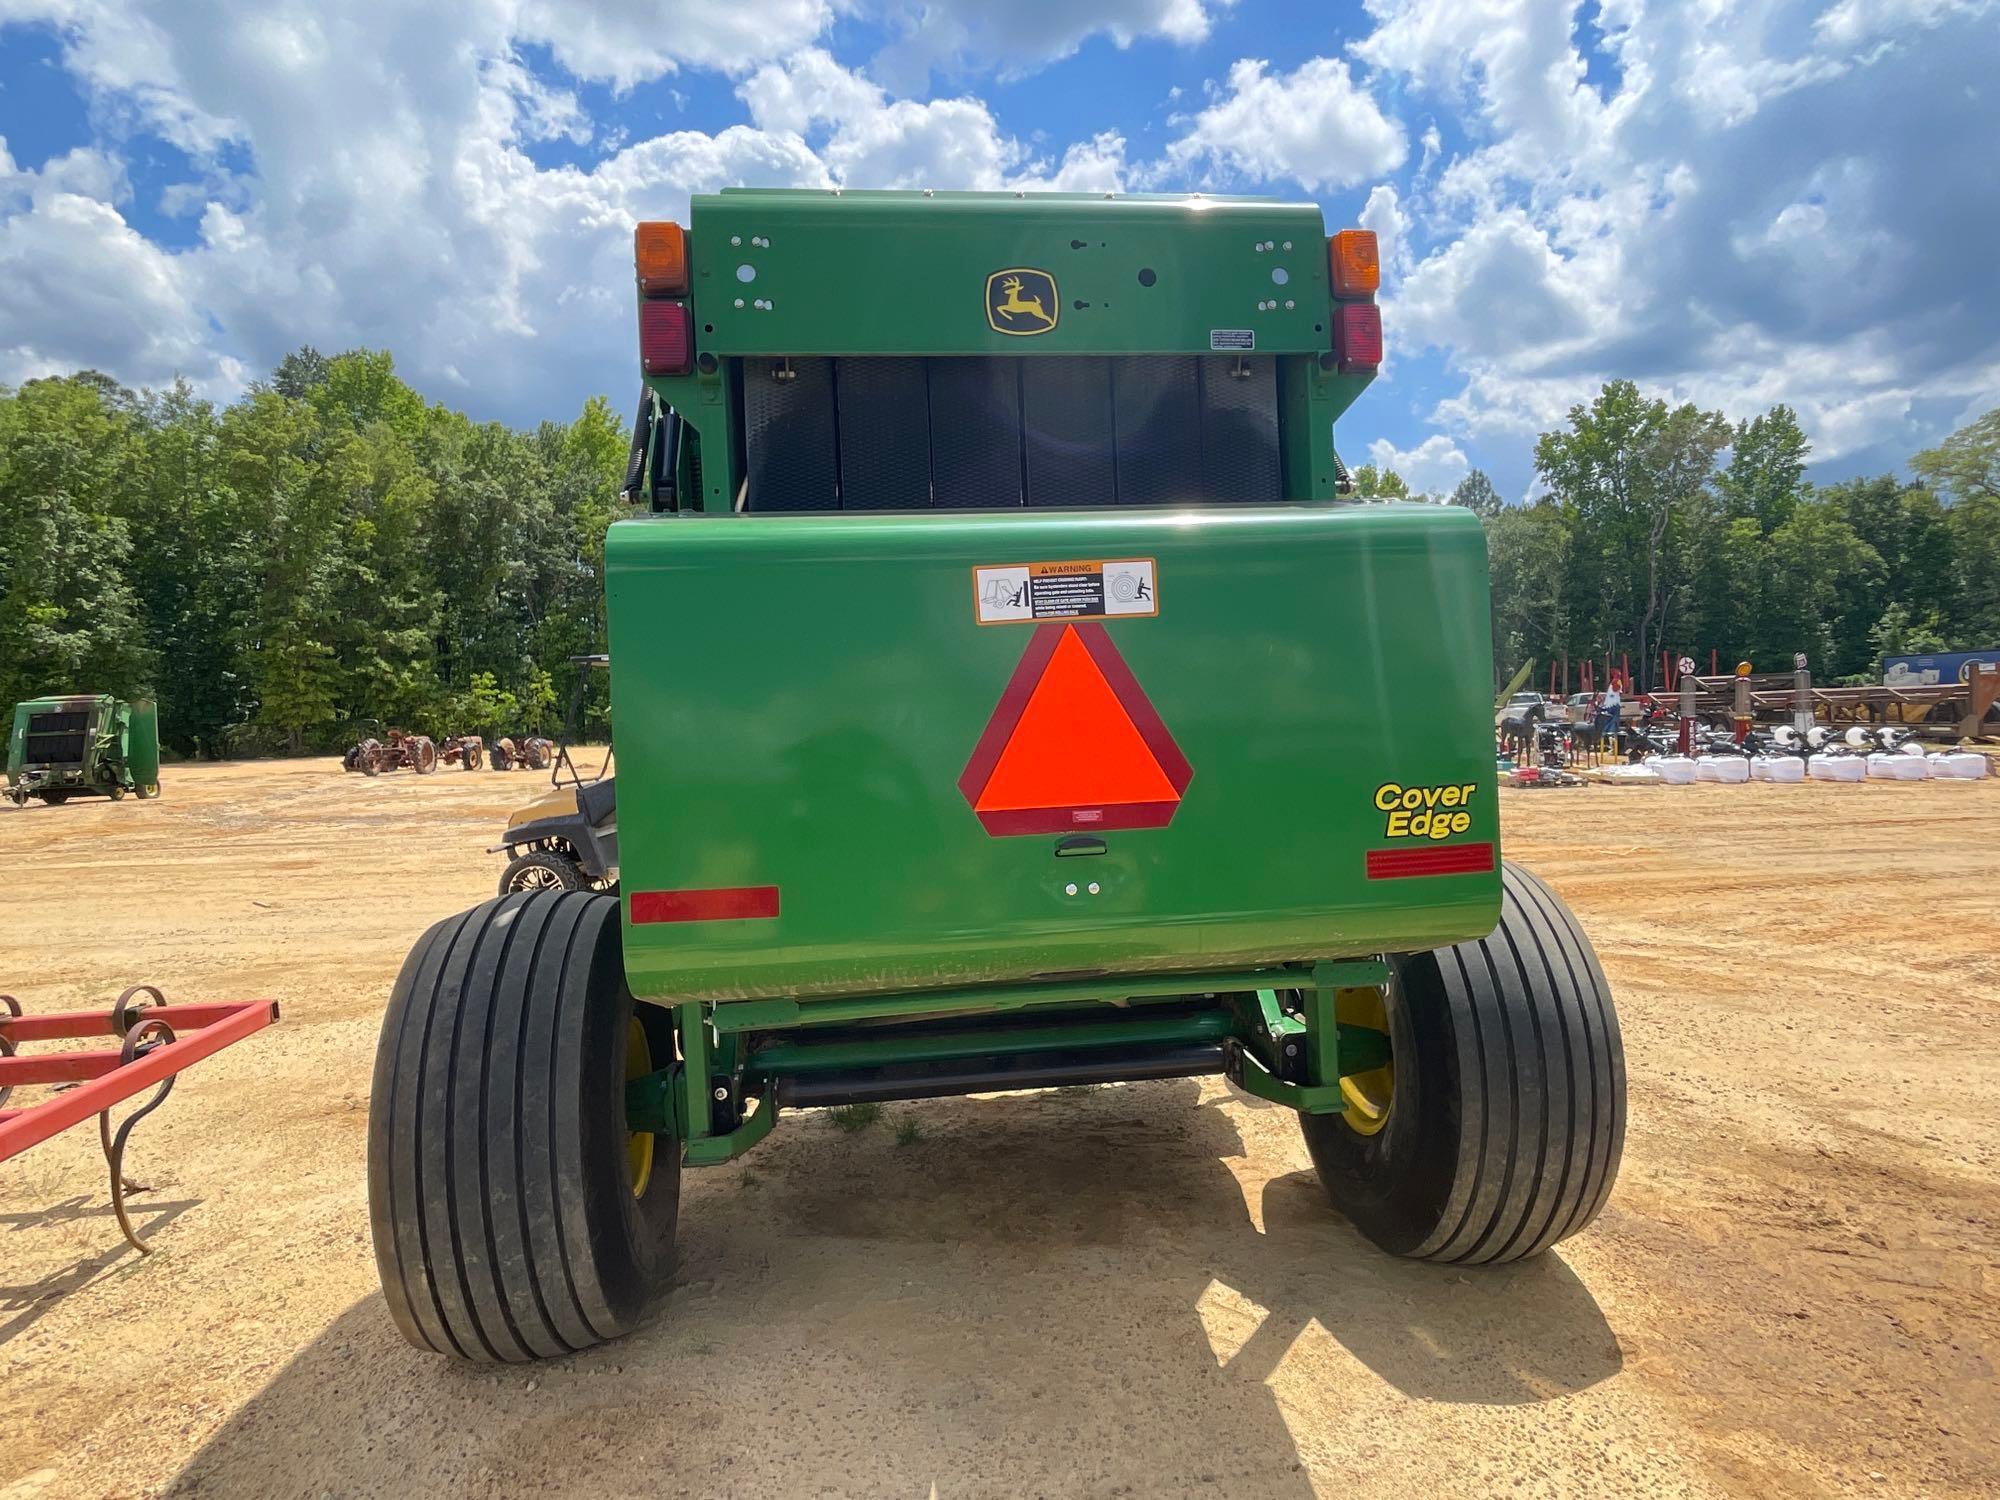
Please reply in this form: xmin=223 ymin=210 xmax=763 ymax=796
xmin=1337 ymin=983 xmax=1395 ymax=1136
xmin=510 ymin=863 xmax=562 ymax=892
xmin=624 ymin=1017 xmax=654 ymax=1198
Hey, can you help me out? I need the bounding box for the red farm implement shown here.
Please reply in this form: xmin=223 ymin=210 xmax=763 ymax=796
xmin=0 ymin=987 xmax=278 ymax=1253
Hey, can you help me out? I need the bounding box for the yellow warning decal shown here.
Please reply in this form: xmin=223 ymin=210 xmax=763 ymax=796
xmin=1372 ymin=781 xmax=1479 ymax=841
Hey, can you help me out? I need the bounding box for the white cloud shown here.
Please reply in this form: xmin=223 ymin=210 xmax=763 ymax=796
xmin=738 ymin=48 xmax=887 ymax=137
xmin=1359 ymin=0 xmax=2000 ymax=469
xmin=0 ymin=8 xmax=1139 ymax=414
xmin=1164 ymin=57 xmax=1407 ymax=192
xmin=511 ymin=0 xmax=834 ymax=87
xmin=3 ymin=0 xmax=1994 ymax=487
xmin=1394 ymin=208 xmax=1609 ymax=364
xmin=738 ymin=51 xmax=1031 ymax=189
xmin=1359 ymin=182 xmax=1408 ymax=281
xmin=1813 ymin=0 xmax=1995 ymax=49
xmin=0 ymin=146 xmax=226 ymax=391
xmin=1368 ymin=433 xmax=1470 ymax=494
xmin=1033 ymin=132 xmax=1132 ymax=193
xmin=873 ymin=0 xmax=1228 ymax=91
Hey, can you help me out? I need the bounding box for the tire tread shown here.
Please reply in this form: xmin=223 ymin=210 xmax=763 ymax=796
xmin=367 ymin=891 xmax=675 ymax=1363
xmin=1421 ymin=863 xmax=1624 ymax=1264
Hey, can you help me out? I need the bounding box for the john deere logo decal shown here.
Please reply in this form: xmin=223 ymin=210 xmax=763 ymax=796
xmin=986 ymin=268 xmax=1059 ymax=336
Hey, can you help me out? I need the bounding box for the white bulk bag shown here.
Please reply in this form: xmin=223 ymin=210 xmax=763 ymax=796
xmin=1866 ymin=751 xmax=1927 ymax=780
xmin=1600 ymin=763 xmax=1662 ymax=785
xmin=1929 ymin=752 xmax=1991 ymax=779
xmin=1750 ymin=757 xmax=1805 ymax=783
xmin=1651 ymin=756 xmax=1698 ymax=784
xmin=1696 ymin=755 xmax=1751 ymax=783
xmin=1808 ymin=754 xmax=1867 ymax=782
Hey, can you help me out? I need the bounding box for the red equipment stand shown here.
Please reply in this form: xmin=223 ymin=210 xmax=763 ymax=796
xmin=0 ymin=986 xmax=278 ymax=1253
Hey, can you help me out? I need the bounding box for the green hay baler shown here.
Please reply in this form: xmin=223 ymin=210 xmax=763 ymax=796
xmin=5 ymin=694 xmax=159 ymax=806
xmin=367 ymin=190 xmax=1625 ymax=1363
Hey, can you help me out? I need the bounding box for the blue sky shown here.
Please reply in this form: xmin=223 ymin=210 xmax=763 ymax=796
xmin=1 ymin=0 xmax=1996 ymax=500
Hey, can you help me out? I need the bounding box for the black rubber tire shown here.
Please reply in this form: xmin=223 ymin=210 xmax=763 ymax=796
xmin=367 ymin=891 xmax=680 ymax=1361
xmin=499 ymin=850 xmax=584 ymax=897
xmin=108 ymin=783 xmax=126 ymax=801
xmin=40 ymin=790 xmax=70 ymax=806
xmin=1301 ymin=861 xmax=1625 ymax=1264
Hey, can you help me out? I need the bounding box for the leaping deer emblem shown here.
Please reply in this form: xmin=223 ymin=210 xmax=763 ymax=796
xmin=990 ymin=271 xmax=1057 ymax=332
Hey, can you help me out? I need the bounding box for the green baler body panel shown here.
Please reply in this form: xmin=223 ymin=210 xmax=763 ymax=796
xmin=607 ymin=503 xmax=1499 ymax=1003
xmin=689 ymin=190 xmax=1333 ymax=357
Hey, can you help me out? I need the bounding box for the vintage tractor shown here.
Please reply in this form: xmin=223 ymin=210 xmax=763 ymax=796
xmin=368 ymin=190 xmax=1626 ymax=1363
xmin=490 ymin=734 xmax=555 ymax=771
xmin=438 ymin=734 xmax=485 ymax=771
xmin=342 ymin=727 xmax=438 ymax=776
xmin=6 ymin=694 xmax=159 ymax=805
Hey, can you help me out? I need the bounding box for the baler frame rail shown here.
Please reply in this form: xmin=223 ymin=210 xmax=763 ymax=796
xmin=0 ymin=987 xmax=279 ymax=1253
xmin=627 ymin=957 xmax=1395 ymax=1165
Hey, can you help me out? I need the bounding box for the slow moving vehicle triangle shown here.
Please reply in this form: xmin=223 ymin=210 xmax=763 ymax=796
xmin=958 ymin=622 xmax=1193 ymax=836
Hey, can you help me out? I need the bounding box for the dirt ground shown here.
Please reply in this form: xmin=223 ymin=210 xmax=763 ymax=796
xmin=1 ymin=757 xmax=1996 ymax=1499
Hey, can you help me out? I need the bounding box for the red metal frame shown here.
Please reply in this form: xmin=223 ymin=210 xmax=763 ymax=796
xmin=0 ymin=999 xmax=278 ymax=1160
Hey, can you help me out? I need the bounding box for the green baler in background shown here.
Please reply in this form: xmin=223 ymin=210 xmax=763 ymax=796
xmin=368 ymin=190 xmax=1626 ymax=1364
xmin=6 ymin=694 xmax=159 ymax=806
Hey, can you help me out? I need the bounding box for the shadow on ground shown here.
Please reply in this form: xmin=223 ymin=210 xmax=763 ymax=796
xmin=168 ymin=1081 xmax=1619 ymax=1497
xmin=1 ymin=1194 xmax=202 ymax=1348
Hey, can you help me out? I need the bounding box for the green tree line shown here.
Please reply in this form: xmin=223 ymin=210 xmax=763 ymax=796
xmin=1443 ymin=386 xmax=2000 ymax=688
xmin=0 ymin=350 xmax=626 ymax=756
xmin=8 ymin=356 xmax=1997 ymax=751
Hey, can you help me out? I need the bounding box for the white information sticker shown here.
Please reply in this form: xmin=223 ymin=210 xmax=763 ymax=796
xmin=973 ymin=558 xmax=1159 ymax=624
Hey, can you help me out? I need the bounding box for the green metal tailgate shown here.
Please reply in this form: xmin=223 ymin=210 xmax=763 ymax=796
xmin=607 ymin=503 xmax=1499 ymax=1003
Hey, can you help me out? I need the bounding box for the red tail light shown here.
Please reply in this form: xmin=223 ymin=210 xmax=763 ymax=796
xmin=1334 ymin=302 xmax=1382 ymax=372
xmin=640 ymin=301 xmax=692 ymax=375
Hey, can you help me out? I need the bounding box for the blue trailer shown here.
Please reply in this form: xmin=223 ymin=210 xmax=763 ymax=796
xmin=1883 ymin=649 xmax=2000 ymax=687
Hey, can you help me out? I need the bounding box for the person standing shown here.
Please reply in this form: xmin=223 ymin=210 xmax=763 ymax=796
xmin=1599 ymin=678 xmax=1623 ymax=742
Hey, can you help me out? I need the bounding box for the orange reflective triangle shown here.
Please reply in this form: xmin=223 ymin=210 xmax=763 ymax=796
xmin=958 ymin=623 xmax=1193 ymax=841
xmin=975 ymin=627 xmax=1179 ymax=811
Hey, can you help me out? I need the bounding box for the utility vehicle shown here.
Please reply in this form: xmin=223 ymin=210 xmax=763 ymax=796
xmin=490 ymin=655 xmax=617 ymax=894
xmin=368 ymin=189 xmax=1625 ymax=1363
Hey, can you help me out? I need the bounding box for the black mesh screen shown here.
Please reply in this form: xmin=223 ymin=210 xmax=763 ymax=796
xmin=1199 ymin=356 xmax=1282 ymax=504
xmin=25 ymin=711 xmax=88 ymax=765
xmin=1111 ymin=356 xmax=1202 ymax=506
xmin=743 ymin=355 xmax=1281 ymax=512
xmin=1022 ymin=357 xmax=1116 ymax=508
xmin=836 ymin=358 xmax=932 ymax=511
xmin=928 ymin=359 xmax=1022 ymax=509
xmin=744 ymin=358 xmax=838 ymax=511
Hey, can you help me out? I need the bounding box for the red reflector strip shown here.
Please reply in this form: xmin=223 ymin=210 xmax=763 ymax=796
xmin=630 ymin=886 xmax=779 ymax=923
xmin=1365 ymin=843 xmax=1496 ymax=880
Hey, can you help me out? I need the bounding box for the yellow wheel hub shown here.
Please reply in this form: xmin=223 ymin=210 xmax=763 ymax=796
xmin=1336 ymin=985 xmax=1394 ymax=1136
xmin=624 ymin=1017 xmax=655 ymax=1198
